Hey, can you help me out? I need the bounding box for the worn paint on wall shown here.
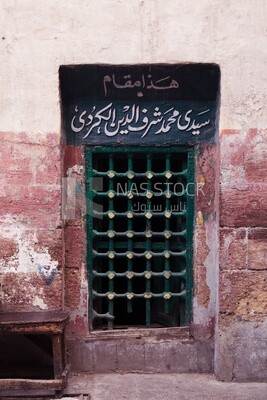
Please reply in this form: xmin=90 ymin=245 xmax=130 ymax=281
xmin=0 ymin=132 xmax=63 ymax=311
xmin=0 ymin=0 xmax=266 ymax=381
xmin=215 ymin=128 xmax=267 ymax=381
xmin=0 ymin=0 xmax=266 ymax=132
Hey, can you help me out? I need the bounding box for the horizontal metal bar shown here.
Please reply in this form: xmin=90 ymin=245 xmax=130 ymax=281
xmin=91 ymin=170 xmax=187 ymax=178
xmin=93 ymin=290 xmax=186 ymax=299
xmin=92 ymin=311 xmax=115 ymax=321
xmin=93 ymin=229 xmax=186 ymax=237
xmin=92 ymin=210 xmax=186 ymax=218
xmin=91 ymin=190 xmax=187 ymax=199
xmin=93 ymin=270 xmax=186 ymax=278
xmin=93 ymin=250 xmax=186 ymax=258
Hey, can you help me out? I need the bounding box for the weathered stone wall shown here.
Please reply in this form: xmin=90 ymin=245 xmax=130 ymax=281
xmin=215 ymin=128 xmax=267 ymax=381
xmin=0 ymin=132 xmax=63 ymax=311
xmin=0 ymin=0 xmax=266 ymax=380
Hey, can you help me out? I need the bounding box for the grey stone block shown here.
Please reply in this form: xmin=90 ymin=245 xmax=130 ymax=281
xmin=116 ymin=339 xmax=145 ymax=371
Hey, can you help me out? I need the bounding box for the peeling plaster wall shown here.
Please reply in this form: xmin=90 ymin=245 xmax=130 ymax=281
xmin=216 ymin=128 xmax=267 ymax=381
xmin=0 ymin=0 xmax=266 ymax=132
xmin=0 ymin=132 xmax=63 ymax=312
xmin=0 ymin=0 xmax=266 ymax=380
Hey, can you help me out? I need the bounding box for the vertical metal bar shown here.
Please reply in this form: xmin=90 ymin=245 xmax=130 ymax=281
xmin=108 ymin=154 xmax=114 ymax=329
xmin=145 ymin=153 xmax=152 ymax=327
xmin=85 ymin=149 xmax=94 ymax=331
xmin=127 ymin=154 xmax=133 ymax=313
xmin=185 ymin=150 xmax=195 ymax=325
xmin=164 ymin=155 xmax=171 ymax=313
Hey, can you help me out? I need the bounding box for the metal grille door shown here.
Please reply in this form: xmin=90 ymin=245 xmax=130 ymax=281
xmin=86 ymin=147 xmax=194 ymax=330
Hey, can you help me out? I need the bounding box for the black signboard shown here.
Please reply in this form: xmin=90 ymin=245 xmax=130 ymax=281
xmin=59 ymin=64 xmax=220 ymax=146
